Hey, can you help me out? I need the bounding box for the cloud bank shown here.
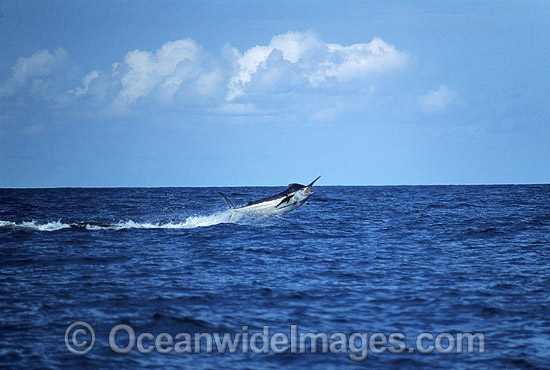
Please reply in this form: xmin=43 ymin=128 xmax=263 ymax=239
xmin=0 ymin=31 xmax=411 ymax=122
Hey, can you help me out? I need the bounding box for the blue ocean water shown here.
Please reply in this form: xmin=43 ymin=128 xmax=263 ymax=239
xmin=1 ymin=185 xmax=549 ymax=369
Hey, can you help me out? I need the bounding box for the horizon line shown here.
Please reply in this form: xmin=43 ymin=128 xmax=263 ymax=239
xmin=1 ymin=182 xmax=549 ymax=190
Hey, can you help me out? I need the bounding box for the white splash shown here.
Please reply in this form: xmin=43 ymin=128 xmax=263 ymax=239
xmin=85 ymin=212 xmax=233 ymax=230
xmin=0 ymin=220 xmax=71 ymax=232
xmin=0 ymin=211 xmax=249 ymax=232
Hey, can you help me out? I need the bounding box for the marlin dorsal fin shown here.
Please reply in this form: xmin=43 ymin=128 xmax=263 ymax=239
xmin=218 ymin=192 xmax=235 ymax=209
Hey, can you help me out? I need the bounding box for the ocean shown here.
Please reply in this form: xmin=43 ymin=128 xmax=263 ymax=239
xmin=1 ymin=185 xmax=549 ymax=369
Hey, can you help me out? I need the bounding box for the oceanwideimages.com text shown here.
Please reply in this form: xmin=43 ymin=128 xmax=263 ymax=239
xmin=65 ymin=322 xmax=486 ymax=361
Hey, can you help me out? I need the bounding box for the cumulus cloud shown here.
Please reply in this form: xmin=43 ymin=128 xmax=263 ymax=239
xmin=312 ymin=38 xmax=408 ymax=83
xmin=0 ymin=48 xmax=70 ymax=99
xmin=226 ymin=31 xmax=322 ymax=100
xmin=417 ymin=84 xmax=456 ymax=114
xmin=227 ymin=31 xmax=408 ymax=100
xmin=112 ymin=39 xmax=206 ymax=107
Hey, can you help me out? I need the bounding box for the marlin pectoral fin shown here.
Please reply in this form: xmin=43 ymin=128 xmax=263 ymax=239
xmin=276 ymin=194 xmax=293 ymax=208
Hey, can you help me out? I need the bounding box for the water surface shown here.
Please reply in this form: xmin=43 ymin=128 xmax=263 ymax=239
xmin=1 ymin=185 xmax=549 ymax=369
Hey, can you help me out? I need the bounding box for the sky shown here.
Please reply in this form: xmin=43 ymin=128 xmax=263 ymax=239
xmin=1 ymin=0 xmax=549 ymax=187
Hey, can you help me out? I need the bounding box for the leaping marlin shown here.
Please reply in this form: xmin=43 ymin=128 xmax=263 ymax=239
xmin=219 ymin=176 xmax=321 ymax=218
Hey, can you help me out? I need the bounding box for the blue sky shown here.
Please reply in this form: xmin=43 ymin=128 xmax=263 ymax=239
xmin=1 ymin=0 xmax=549 ymax=187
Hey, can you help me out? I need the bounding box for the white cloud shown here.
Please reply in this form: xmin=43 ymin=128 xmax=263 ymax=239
xmin=0 ymin=48 xmax=69 ymax=98
xmin=226 ymin=31 xmax=321 ymax=100
xmin=227 ymin=31 xmax=408 ymax=100
xmin=312 ymin=38 xmax=408 ymax=83
xmin=112 ymin=39 xmax=205 ymax=107
xmin=417 ymin=84 xmax=456 ymax=114
xmin=71 ymin=70 xmax=99 ymax=96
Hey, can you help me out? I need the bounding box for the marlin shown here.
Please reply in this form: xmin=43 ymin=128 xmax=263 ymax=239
xmin=219 ymin=176 xmax=321 ymax=218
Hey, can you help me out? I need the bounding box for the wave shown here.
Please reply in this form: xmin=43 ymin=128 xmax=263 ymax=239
xmin=0 ymin=211 xmax=241 ymax=232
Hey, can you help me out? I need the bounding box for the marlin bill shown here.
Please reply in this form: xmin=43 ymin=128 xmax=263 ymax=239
xmin=219 ymin=176 xmax=321 ymax=217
